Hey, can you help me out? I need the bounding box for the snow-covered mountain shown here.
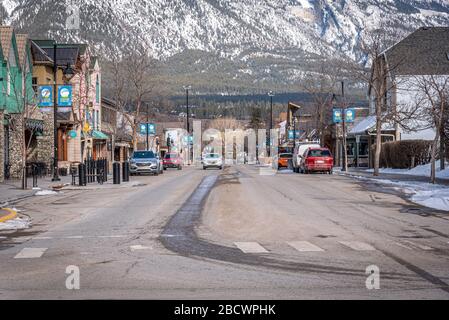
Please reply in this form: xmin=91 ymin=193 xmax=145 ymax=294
xmin=1 ymin=0 xmax=448 ymax=93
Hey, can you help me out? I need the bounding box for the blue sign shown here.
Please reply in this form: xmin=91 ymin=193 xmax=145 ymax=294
xmin=140 ymin=123 xmax=156 ymax=135
xmin=288 ymin=130 xmax=302 ymax=140
xmin=68 ymin=130 xmax=77 ymax=138
xmin=58 ymin=85 xmax=72 ymax=107
xmin=38 ymin=86 xmax=53 ymax=107
xmin=333 ymin=108 xmax=356 ymax=123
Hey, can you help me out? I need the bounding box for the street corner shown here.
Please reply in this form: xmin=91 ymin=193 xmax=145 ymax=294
xmin=0 ymin=208 xmax=18 ymax=224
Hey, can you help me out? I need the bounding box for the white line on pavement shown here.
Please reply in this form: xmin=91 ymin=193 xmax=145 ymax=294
xmin=32 ymin=237 xmax=53 ymax=240
xmin=64 ymin=236 xmax=84 ymax=239
xmin=14 ymin=248 xmax=47 ymax=259
xmin=339 ymin=241 xmax=376 ymax=251
xmin=287 ymin=241 xmax=325 ymax=252
xmin=130 ymin=245 xmax=152 ymax=251
xmin=234 ymin=242 xmax=269 ymax=253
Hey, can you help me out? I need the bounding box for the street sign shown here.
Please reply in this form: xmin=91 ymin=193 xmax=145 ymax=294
xmin=333 ymin=108 xmax=356 ymax=123
xmin=68 ymin=130 xmax=77 ymax=139
xmin=38 ymin=86 xmax=53 ymax=107
xmin=140 ymin=123 xmax=156 ymax=135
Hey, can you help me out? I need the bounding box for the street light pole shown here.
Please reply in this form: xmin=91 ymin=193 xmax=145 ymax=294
xmin=146 ymin=103 xmax=149 ymax=151
xmin=52 ymin=43 xmax=60 ymax=181
xmin=341 ymin=81 xmax=348 ymax=172
xmin=183 ymin=85 xmax=191 ymax=164
xmin=268 ymin=91 xmax=274 ymax=156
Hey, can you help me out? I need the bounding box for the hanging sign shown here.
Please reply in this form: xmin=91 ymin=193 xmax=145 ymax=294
xmin=38 ymin=86 xmax=53 ymax=107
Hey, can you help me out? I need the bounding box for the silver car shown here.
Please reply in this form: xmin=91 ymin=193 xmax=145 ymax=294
xmin=202 ymin=153 xmax=223 ymax=170
xmin=129 ymin=150 xmax=163 ymax=176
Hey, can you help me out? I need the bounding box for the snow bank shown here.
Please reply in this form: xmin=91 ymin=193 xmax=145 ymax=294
xmin=35 ymin=190 xmax=58 ymax=196
xmin=0 ymin=217 xmax=31 ymax=230
xmin=367 ymin=161 xmax=449 ymax=179
xmin=352 ymin=176 xmax=449 ymax=212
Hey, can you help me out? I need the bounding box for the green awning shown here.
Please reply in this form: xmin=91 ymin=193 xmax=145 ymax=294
xmin=92 ymin=130 xmax=109 ymax=140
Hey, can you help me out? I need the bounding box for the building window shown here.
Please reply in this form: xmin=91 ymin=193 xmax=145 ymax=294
xmin=32 ymin=77 xmax=38 ymax=93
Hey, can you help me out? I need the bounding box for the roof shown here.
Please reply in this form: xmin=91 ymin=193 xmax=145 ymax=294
xmin=41 ymin=46 xmax=79 ymax=67
xmin=349 ymin=115 xmax=395 ymax=135
xmin=90 ymin=56 xmax=98 ymax=69
xmin=16 ymin=34 xmax=28 ymax=67
xmin=385 ymin=27 xmax=449 ymax=76
xmin=31 ymin=40 xmax=53 ymax=64
xmin=0 ymin=26 xmax=14 ymax=59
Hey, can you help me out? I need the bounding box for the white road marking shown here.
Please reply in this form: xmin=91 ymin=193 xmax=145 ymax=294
xmin=33 ymin=237 xmax=53 ymax=240
xmin=129 ymin=245 xmax=151 ymax=251
xmin=64 ymin=236 xmax=84 ymax=239
xmin=98 ymin=235 xmax=127 ymax=238
xmin=234 ymin=242 xmax=269 ymax=253
xmin=402 ymin=240 xmax=433 ymax=251
xmin=394 ymin=242 xmax=413 ymax=250
xmin=339 ymin=241 xmax=376 ymax=251
xmin=287 ymin=241 xmax=325 ymax=252
xmin=14 ymin=248 xmax=47 ymax=259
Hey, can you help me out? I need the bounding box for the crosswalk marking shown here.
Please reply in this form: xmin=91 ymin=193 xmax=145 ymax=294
xmin=339 ymin=241 xmax=376 ymax=251
xmin=129 ymin=245 xmax=151 ymax=251
xmin=234 ymin=242 xmax=269 ymax=253
xmin=287 ymin=241 xmax=325 ymax=252
xmin=14 ymin=248 xmax=47 ymax=259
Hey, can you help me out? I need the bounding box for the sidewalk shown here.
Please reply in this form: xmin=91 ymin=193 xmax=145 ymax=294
xmin=339 ymin=168 xmax=449 ymax=186
xmin=0 ymin=175 xmax=73 ymax=204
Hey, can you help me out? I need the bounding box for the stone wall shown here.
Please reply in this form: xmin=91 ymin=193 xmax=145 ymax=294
xmin=8 ymin=114 xmax=24 ymax=180
xmin=0 ymin=111 xmax=4 ymax=183
xmin=36 ymin=112 xmax=54 ymax=170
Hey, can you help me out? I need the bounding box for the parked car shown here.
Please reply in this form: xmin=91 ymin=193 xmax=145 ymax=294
xmin=277 ymin=153 xmax=293 ymax=169
xmin=292 ymin=142 xmax=321 ymax=173
xmin=202 ymin=153 xmax=223 ymax=170
xmin=129 ymin=150 xmax=164 ymax=176
xmin=299 ymin=147 xmax=334 ymax=174
xmin=163 ymin=153 xmax=183 ymax=170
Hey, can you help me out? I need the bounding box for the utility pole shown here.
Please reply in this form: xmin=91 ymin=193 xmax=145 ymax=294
xmin=146 ymin=102 xmax=149 ymax=151
xmin=52 ymin=43 xmax=60 ymax=181
xmin=341 ymin=81 xmax=348 ymax=172
xmin=268 ymin=91 xmax=274 ymax=157
xmin=183 ymin=85 xmax=191 ymax=164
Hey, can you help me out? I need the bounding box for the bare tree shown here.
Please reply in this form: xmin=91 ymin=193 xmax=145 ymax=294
xmin=412 ymin=75 xmax=449 ymax=183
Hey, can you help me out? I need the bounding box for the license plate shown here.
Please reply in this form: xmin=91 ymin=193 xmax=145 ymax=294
xmin=316 ymin=160 xmax=325 ymax=164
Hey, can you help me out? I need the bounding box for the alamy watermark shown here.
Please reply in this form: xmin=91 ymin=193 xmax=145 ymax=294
xmin=365 ymin=265 xmax=380 ymax=290
xmin=65 ymin=265 xmax=80 ymax=290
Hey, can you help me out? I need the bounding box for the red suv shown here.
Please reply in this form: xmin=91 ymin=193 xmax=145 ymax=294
xmin=163 ymin=153 xmax=183 ymax=170
xmin=300 ymin=148 xmax=333 ymax=174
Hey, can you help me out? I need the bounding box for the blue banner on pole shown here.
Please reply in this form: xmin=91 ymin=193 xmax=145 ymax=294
xmin=38 ymin=86 xmax=53 ymax=107
xmin=140 ymin=123 xmax=156 ymax=135
xmin=58 ymin=85 xmax=72 ymax=107
xmin=288 ymin=130 xmax=302 ymax=140
xmin=333 ymin=108 xmax=356 ymax=123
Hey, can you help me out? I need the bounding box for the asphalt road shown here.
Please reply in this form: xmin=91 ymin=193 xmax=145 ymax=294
xmin=0 ymin=165 xmax=448 ymax=299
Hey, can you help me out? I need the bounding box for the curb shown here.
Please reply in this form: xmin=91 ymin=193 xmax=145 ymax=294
xmin=0 ymin=208 xmax=18 ymax=223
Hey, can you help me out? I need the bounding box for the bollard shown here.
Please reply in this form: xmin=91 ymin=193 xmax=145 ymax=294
xmin=32 ymin=164 xmax=38 ymax=188
xmin=78 ymin=163 xmax=86 ymax=186
xmin=113 ymin=162 xmax=121 ymax=184
xmin=122 ymin=161 xmax=130 ymax=182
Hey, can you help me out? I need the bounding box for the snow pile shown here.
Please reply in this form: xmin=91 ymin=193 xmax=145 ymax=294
xmin=35 ymin=190 xmax=58 ymax=196
xmin=367 ymin=161 xmax=449 ymax=179
xmin=0 ymin=217 xmax=31 ymax=230
xmin=354 ymin=176 xmax=449 ymax=212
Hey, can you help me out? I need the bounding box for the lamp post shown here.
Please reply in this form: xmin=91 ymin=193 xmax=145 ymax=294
xmin=268 ymin=91 xmax=274 ymax=156
xmin=183 ymin=85 xmax=191 ymax=164
xmin=52 ymin=44 xmax=74 ymax=182
xmin=146 ymin=102 xmax=150 ymax=151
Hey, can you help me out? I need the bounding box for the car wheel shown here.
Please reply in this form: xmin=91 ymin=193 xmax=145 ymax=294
xmin=203 ymin=166 xmax=206 ymax=170
xmin=163 ymin=167 xmax=167 ymax=171
xmin=178 ymin=165 xmax=182 ymax=170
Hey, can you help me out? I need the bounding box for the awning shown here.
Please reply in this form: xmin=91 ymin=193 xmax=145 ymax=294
xmin=92 ymin=130 xmax=109 ymax=140
xmin=349 ymin=115 xmax=395 ymax=135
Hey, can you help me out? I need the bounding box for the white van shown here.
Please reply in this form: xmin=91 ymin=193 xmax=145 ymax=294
xmin=292 ymin=142 xmax=321 ymax=173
